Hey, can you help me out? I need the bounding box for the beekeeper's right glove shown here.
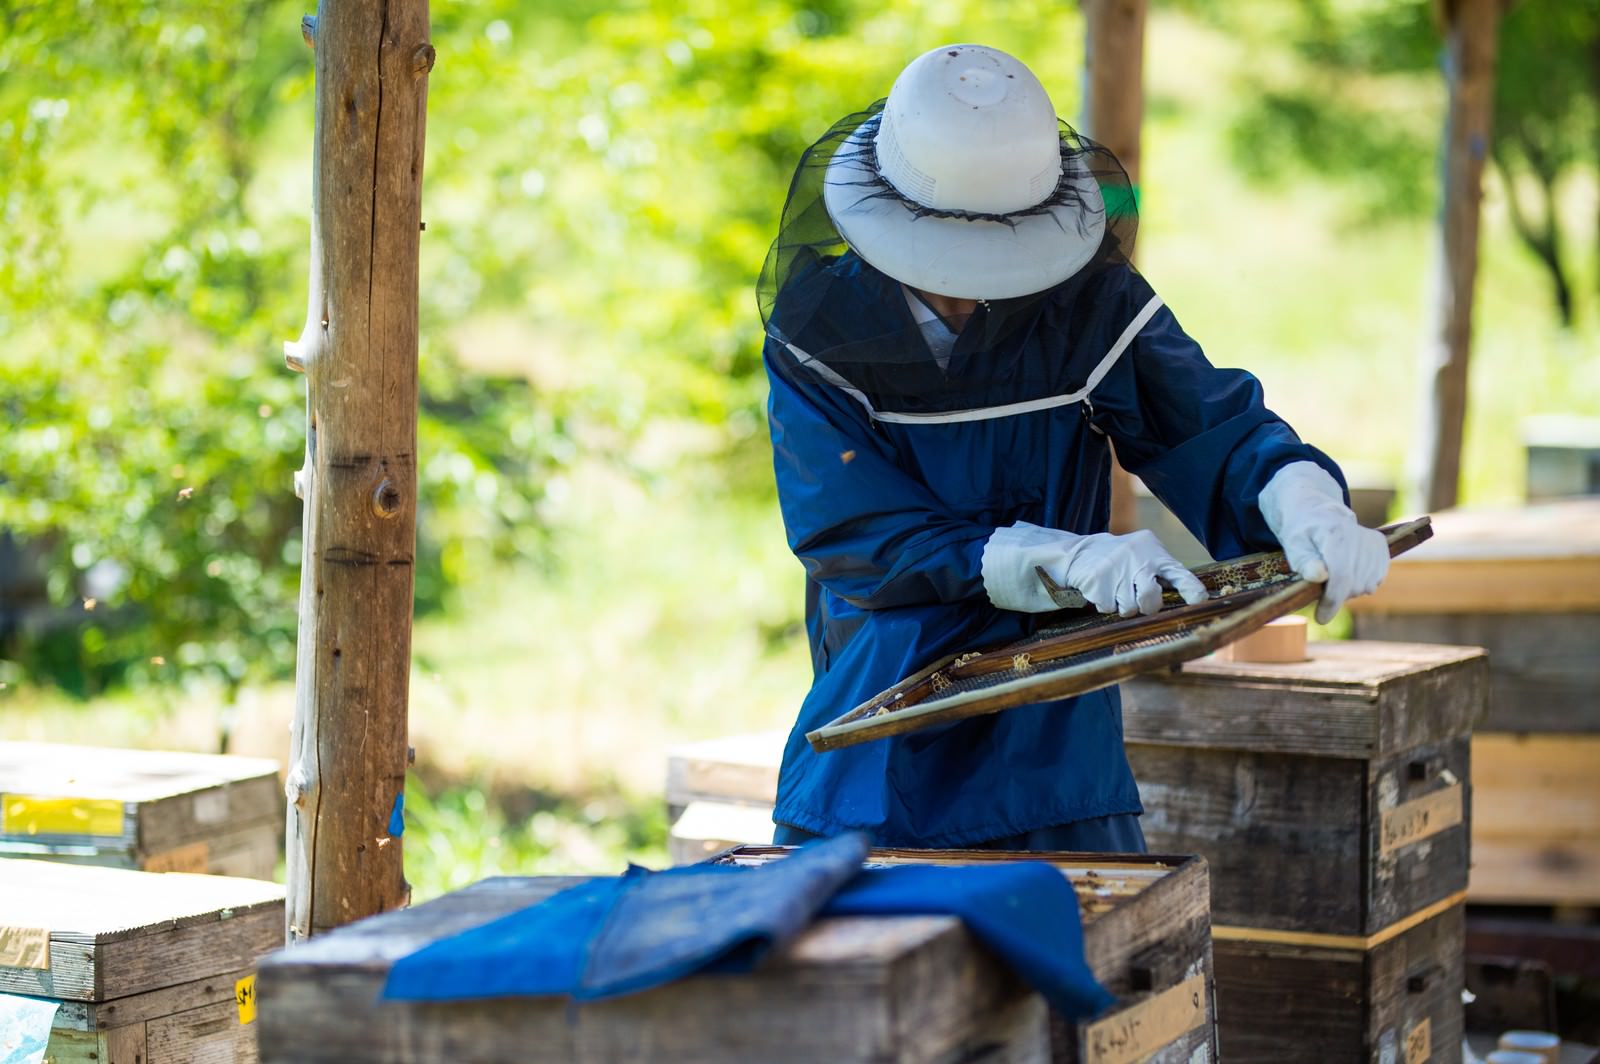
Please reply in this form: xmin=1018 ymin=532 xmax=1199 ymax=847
xmin=981 ymin=522 xmax=1210 ymax=617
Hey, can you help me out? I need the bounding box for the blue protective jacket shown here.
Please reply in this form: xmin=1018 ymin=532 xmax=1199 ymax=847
xmin=763 ymin=256 xmax=1344 ymax=847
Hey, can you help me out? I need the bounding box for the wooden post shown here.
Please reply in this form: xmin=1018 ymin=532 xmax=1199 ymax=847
xmin=1413 ymin=0 xmax=1500 ymax=512
xmin=1082 ymin=0 xmax=1147 ymax=534
xmin=283 ymin=0 xmax=434 ymax=943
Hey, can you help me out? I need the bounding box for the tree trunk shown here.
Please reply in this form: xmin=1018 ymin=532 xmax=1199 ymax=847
xmin=1413 ymin=0 xmax=1500 ymax=513
xmin=1494 ymin=137 xmax=1574 ymax=327
xmin=1082 ymin=0 xmax=1147 ymax=534
xmin=283 ymin=0 xmax=433 ymax=943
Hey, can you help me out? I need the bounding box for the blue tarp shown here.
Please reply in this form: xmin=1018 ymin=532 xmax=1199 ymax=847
xmin=0 ymin=994 xmax=59 ymax=1064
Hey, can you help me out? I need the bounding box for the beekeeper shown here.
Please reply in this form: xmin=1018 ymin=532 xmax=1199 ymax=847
xmin=758 ymin=44 xmax=1388 ymax=850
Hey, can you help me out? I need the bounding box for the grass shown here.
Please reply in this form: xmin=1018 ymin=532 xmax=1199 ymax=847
xmin=403 ymin=771 xmax=669 ymax=900
xmin=1 ymin=477 xmax=809 ymax=898
xmin=6 ymin=7 xmax=1598 ymax=896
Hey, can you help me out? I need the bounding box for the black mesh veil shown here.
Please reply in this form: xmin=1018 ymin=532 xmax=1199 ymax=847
xmin=757 ymin=101 xmax=1139 ymax=413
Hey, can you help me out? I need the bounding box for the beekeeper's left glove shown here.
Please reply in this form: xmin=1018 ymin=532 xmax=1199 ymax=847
xmin=1258 ymin=461 xmax=1389 ymax=624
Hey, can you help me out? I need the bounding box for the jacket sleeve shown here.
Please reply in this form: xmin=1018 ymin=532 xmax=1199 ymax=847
xmin=1082 ymin=268 xmax=1348 ymax=560
xmin=764 ymin=341 xmax=992 ymax=609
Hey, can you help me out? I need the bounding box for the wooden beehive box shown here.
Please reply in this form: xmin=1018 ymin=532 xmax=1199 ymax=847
xmin=1120 ymin=640 xmax=1484 ymax=1064
xmin=0 ymin=858 xmax=285 ymax=1064
xmin=1120 ymin=640 xmax=1483 ymax=936
xmin=717 ymin=847 xmax=1216 ymax=1064
xmin=664 ymin=731 xmax=784 ymax=819
xmin=257 ymin=875 xmax=1055 ymax=1064
xmin=1347 ymin=500 xmax=1600 ymax=906
xmin=0 ymin=741 xmax=282 ymax=879
xmin=1214 ymin=899 xmax=1464 ymax=1064
xmin=664 ymin=731 xmax=784 ymax=864
xmin=1347 ymin=500 xmax=1600 ymax=733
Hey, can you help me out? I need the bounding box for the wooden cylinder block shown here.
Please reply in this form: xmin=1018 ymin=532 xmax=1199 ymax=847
xmin=1213 ymin=615 xmax=1307 ymax=663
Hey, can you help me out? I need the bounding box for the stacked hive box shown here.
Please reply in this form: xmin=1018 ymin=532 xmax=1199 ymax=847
xmin=257 ymin=849 xmax=1214 ymax=1064
xmin=0 ymin=742 xmax=282 ymax=878
xmin=1121 ymin=640 xmax=1487 ymax=1063
xmin=664 ymin=731 xmax=783 ymax=863
xmin=1347 ymin=500 xmax=1600 ymax=905
xmin=259 ymin=873 xmax=1051 ymax=1063
xmin=0 ymin=858 xmax=285 ymax=1063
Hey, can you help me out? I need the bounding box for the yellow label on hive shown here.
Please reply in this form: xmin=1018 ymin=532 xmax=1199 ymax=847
xmin=1083 ymin=974 xmax=1208 ymax=1064
xmin=235 ymin=974 xmax=257 ymax=1025
xmin=143 ymin=841 xmax=210 ymax=874
xmin=1380 ymin=785 xmax=1464 ymax=856
xmin=1405 ymin=1017 xmax=1432 ymax=1063
xmin=1 ymin=795 xmax=124 ymax=837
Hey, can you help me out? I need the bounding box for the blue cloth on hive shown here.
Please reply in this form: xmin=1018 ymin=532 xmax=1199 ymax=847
xmin=381 ymin=835 xmax=1112 ymax=1021
xmin=382 ymin=832 xmax=870 ymax=1003
xmin=822 ymin=862 xmax=1113 ymax=1018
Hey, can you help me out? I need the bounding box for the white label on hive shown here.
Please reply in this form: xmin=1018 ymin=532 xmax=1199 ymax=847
xmin=190 ymin=1039 xmax=237 ymax=1064
xmin=1404 ymin=1017 xmax=1431 ymax=1063
xmin=1380 ymin=785 xmax=1463 ymax=855
xmin=192 ymin=789 xmax=230 ymax=824
xmin=1083 ymin=974 xmax=1208 ymax=1064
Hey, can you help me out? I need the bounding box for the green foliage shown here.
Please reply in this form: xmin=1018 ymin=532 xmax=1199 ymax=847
xmin=1490 ymin=2 xmax=1599 ymax=324
xmin=1 ymin=0 xmax=1095 ymax=696
xmin=1494 ymin=2 xmax=1598 ymax=182
xmin=0 ymin=1 xmax=552 ymax=692
xmin=1198 ymin=0 xmax=1441 ymax=218
xmin=17 ymin=0 xmax=1585 ymax=701
xmin=402 ymin=773 xmax=668 ymax=902
xmin=1200 ymin=0 xmax=1597 ymax=325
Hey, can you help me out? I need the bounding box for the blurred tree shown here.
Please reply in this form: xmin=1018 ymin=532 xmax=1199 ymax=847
xmin=0 ymin=0 xmax=555 ymax=695
xmin=0 ymin=0 xmax=1091 ymax=697
xmin=1490 ymin=2 xmax=1598 ymax=324
xmin=1194 ymin=0 xmax=1597 ymax=326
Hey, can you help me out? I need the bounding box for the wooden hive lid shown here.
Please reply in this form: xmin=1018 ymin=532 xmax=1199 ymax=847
xmin=712 ymin=846 xmax=1196 ymax=922
xmin=1350 ymin=499 xmax=1600 ymax=613
xmin=1 ymin=742 xmax=282 ymax=856
xmin=0 ymin=859 xmax=284 ymax=1002
xmin=1121 ymin=640 xmax=1489 ymax=758
xmin=665 ymin=731 xmax=785 ymax=808
xmin=0 ymin=742 xmax=280 ymax=805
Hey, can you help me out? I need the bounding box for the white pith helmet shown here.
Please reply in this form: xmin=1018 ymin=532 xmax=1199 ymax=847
xmin=822 ymin=44 xmax=1107 ymax=300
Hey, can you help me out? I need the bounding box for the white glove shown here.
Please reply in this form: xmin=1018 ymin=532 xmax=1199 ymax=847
xmin=1259 ymin=461 xmax=1390 ymax=624
xmin=981 ymin=522 xmax=1209 ymax=616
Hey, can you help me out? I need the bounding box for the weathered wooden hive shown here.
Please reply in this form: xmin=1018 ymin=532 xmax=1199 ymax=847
xmin=1347 ymin=499 xmax=1600 ymax=906
xmin=717 ymin=847 xmax=1218 ymax=1064
xmin=0 ymin=741 xmax=282 ymax=878
xmin=256 ymin=849 xmax=1214 ymax=1064
xmin=1121 ymin=639 xmax=1487 ymax=1064
xmin=0 ymin=858 xmax=285 ymax=1064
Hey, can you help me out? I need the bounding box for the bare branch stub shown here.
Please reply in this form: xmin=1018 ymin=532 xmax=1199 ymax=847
xmin=371 ymin=479 xmax=402 ymax=519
